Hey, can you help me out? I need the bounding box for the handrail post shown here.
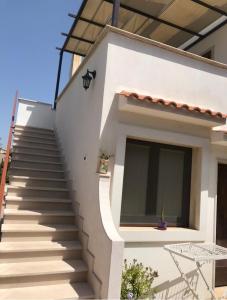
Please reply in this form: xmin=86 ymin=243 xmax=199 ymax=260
xmin=0 ymin=91 xmax=18 ymax=218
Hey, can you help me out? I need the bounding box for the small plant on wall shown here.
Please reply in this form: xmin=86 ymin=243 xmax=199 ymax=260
xmin=121 ymin=259 xmax=158 ymax=299
xmin=98 ymin=151 xmax=113 ymax=174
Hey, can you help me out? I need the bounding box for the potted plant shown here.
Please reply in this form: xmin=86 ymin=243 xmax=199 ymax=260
xmin=121 ymin=259 xmax=158 ymax=299
xmin=98 ymin=152 xmax=113 ymax=174
xmin=157 ymin=207 xmax=167 ymax=230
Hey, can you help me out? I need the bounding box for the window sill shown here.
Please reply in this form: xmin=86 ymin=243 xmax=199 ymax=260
xmin=119 ymin=226 xmax=206 ymax=243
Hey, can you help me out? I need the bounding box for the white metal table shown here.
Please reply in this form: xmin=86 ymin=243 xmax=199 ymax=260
xmin=164 ymin=243 xmax=227 ymax=299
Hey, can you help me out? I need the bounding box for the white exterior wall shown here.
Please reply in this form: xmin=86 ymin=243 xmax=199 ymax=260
xmin=14 ymin=26 xmax=227 ymax=299
xmin=55 ymin=36 xmax=124 ymax=299
xmin=16 ymin=99 xmax=55 ymax=129
xmin=54 ymin=27 xmax=227 ymax=299
xmin=190 ymin=24 xmax=227 ymax=64
xmin=98 ymin=29 xmax=227 ymax=298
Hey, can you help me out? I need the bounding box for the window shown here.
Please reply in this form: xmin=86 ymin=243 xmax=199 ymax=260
xmin=121 ymin=139 xmax=192 ymax=227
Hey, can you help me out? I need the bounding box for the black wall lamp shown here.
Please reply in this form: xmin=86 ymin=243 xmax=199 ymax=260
xmin=82 ymin=69 xmax=96 ymax=90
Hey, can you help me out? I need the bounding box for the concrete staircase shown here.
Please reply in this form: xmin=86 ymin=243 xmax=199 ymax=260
xmin=0 ymin=125 xmax=94 ymax=300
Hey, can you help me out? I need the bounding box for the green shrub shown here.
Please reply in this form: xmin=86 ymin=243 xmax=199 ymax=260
xmin=121 ymin=259 xmax=158 ymax=299
xmin=0 ymin=158 xmax=11 ymax=183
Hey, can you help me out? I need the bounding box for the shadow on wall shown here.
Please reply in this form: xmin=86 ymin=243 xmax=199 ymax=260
xmin=155 ymin=270 xmax=199 ymax=300
xmin=154 ymin=270 xmax=199 ymax=300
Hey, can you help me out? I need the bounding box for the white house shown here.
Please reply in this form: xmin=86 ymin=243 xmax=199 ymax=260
xmin=1 ymin=1 xmax=227 ymax=299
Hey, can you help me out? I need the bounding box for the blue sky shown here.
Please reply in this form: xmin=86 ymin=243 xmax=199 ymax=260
xmin=0 ymin=0 xmax=82 ymax=147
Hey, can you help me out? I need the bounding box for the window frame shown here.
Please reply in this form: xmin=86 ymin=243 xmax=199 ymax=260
xmin=120 ymin=138 xmax=192 ymax=227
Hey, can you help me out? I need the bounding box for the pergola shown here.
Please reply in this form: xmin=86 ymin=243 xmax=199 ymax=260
xmin=54 ymin=0 xmax=227 ymax=107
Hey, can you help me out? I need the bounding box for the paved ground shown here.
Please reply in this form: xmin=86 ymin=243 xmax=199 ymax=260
xmin=215 ymin=286 xmax=227 ymax=299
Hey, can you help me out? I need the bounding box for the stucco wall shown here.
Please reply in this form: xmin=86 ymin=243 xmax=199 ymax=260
xmin=55 ymin=27 xmax=227 ymax=299
xmin=189 ymin=24 xmax=227 ymax=65
xmin=55 ymin=35 xmax=124 ymax=299
xmin=16 ymin=99 xmax=55 ymax=129
xmin=98 ymin=29 xmax=227 ymax=298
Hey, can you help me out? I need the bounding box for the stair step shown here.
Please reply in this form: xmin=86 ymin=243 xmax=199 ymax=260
xmin=5 ymin=196 xmax=72 ymax=210
xmin=11 ymin=159 xmax=64 ymax=171
xmin=1 ymin=224 xmax=78 ymax=241
xmin=14 ymin=129 xmax=55 ymax=140
xmin=13 ymin=145 xmax=60 ymax=156
xmin=15 ymin=125 xmax=54 ymax=135
xmin=13 ymin=134 xmax=57 ymax=146
xmin=12 ymin=152 xmax=61 ymax=163
xmin=0 ymin=241 xmax=82 ymax=262
xmin=0 ymin=240 xmax=81 ymax=252
xmin=9 ymin=167 xmax=65 ymax=179
xmin=14 ymin=137 xmax=56 ymax=146
xmin=4 ymin=209 xmax=74 ymax=224
xmin=14 ymin=131 xmax=56 ymax=141
xmin=9 ymin=176 xmax=67 ymax=188
xmin=7 ymin=186 xmax=69 ymax=198
xmin=2 ymin=224 xmax=78 ymax=233
xmin=5 ymin=196 xmax=71 ymax=203
xmin=0 ymin=282 xmax=94 ymax=299
xmin=4 ymin=209 xmax=74 ymax=216
xmin=13 ymin=140 xmax=57 ymax=150
xmin=0 ymin=259 xmax=87 ymax=288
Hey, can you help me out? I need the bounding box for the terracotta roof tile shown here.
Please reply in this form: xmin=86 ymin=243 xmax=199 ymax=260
xmin=119 ymin=91 xmax=227 ymax=119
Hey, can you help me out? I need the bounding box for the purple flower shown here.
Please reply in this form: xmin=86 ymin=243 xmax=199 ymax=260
xmin=127 ymin=292 xmax=134 ymax=299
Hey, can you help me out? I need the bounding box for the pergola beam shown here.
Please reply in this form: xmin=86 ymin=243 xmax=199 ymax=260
xmin=62 ymin=0 xmax=88 ymax=53
xmin=104 ymin=0 xmax=203 ymax=37
xmin=190 ymin=0 xmax=227 ymax=17
xmin=54 ymin=0 xmax=88 ymax=105
xmin=184 ymin=18 xmax=227 ymax=50
xmin=61 ymin=33 xmax=94 ymax=44
xmin=69 ymin=13 xmax=105 ymax=28
xmin=68 ymin=13 xmax=77 ymax=18
xmin=79 ymin=16 xmax=105 ymax=28
xmin=56 ymin=47 xmax=86 ymax=57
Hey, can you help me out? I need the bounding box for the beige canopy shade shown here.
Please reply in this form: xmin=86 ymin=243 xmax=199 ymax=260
xmin=54 ymin=0 xmax=227 ymax=104
xmin=60 ymin=0 xmax=227 ymax=56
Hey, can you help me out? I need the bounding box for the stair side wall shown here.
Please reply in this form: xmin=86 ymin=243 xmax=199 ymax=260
xmin=16 ymin=99 xmax=55 ymax=130
xmin=55 ymin=35 xmax=124 ymax=299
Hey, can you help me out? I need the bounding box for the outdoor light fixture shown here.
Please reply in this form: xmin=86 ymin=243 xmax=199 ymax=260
xmin=82 ymin=69 xmax=96 ymax=90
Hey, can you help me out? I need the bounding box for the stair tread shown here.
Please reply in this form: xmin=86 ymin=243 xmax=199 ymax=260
xmin=13 ymin=152 xmax=61 ymax=158
xmin=10 ymin=167 xmax=64 ymax=172
xmin=4 ymin=209 xmax=74 ymax=216
xmin=0 ymin=282 xmax=94 ymax=300
xmin=0 ymin=259 xmax=87 ymax=277
xmin=14 ymin=137 xmax=56 ymax=146
xmin=12 ymin=158 xmax=62 ymax=165
xmin=5 ymin=196 xmax=71 ymax=203
xmin=0 ymin=241 xmax=81 ymax=252
xmin=13 ymin=144 xmax=59 ymax=152
xmin=2 ymin=224 xmax=78 ymax=232
xmin=15 ymin=125 xmax=54 ymax=132
xmin=7 ymin=185 xmax=68 ymax=191
xmin=9 ymin=176 xmax=67 ymax=182
xmin=14 ymin=132 xmax=56 ymax=140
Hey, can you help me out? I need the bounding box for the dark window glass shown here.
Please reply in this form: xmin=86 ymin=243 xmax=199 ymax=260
xmin=121 ymin=139 xmax=192 ymax=227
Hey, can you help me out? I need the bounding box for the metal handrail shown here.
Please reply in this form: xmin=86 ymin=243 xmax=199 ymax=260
xmin=0 ymin=91 xmax=18 ymax=218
